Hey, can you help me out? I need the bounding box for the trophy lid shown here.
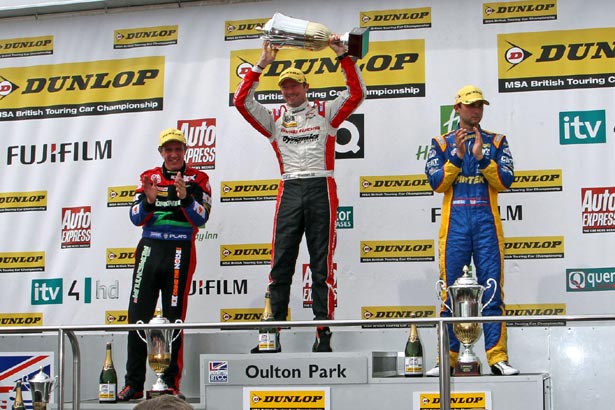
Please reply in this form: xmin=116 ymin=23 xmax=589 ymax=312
xmin=451 ymin=265 xmax=480 ymax=287
xmin=29 ymin=367 xmax=52 ymax=383
xmin=148 ymin=312 xmax=170 ymax=325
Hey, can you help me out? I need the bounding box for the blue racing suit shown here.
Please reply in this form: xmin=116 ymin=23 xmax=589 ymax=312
xmin=425 ymin=126 xmax=514 ymax=366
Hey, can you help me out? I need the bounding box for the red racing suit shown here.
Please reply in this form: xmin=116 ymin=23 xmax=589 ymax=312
xmin=425 ymin=126 xmax=514 ymax=366
xmin=233 ymin=56 xmax=366 ymax=322
xmin=125 ymin=163 xmax=211 ymax=391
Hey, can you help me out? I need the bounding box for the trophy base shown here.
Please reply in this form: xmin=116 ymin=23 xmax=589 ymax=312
xmin=347 ymin=27 xmax=369 ymax=58
xmin=146 ymin=388 xmax=175 ymax=400
xmin=454 ymin=361 xmax=481 ymax=376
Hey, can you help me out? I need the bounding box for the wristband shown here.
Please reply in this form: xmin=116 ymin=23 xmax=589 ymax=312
xmin=337 ymin=52 xmax=349 ymax=61
xmin=256 ymin=64 xmax=265 ymax=70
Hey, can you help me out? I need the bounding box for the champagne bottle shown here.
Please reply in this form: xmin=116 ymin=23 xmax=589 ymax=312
xmin=11 ymin=381 xmax=25 ymax=410
xmin=404 ymin=314 xmax=424 ymax=377
xmin=98 ymin=342 xmax=118 ymax=403
xmin=258 ymin=290 xmax=280 ymax=352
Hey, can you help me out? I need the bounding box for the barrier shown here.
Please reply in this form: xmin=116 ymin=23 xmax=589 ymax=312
xmin=3 ymin=314 xmax=615 ymax=409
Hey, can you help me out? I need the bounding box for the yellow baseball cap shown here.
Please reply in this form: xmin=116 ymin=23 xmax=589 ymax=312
xmin=159 ymin=128 xmax=186 ymax=147
xmin=277 ymin=68 xmax=307 ymax=86
xmin=454 ymin=85 xmax=490 ymax=105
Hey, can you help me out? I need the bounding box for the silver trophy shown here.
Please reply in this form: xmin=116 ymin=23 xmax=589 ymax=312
xmin=26 ymin=367 xmax=57 ymax=410
xmin=137 ymin=313 xmax=182 ymax=399
xmin=436 ymin=265 xmax=497 ymax=376
xmin=257 ymin=12 xmax=369 ymax=58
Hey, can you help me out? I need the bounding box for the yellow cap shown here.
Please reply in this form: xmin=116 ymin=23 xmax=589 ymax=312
xmin=277 ymin=68 xmax=307 ymax=86
xmin=454 ymin=85 xmax=490 ymax=105
xmin=158 ymin=128 xmax=186 ymax=147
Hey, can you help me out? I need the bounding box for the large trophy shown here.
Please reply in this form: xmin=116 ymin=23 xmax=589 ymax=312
xmin=257 ymin=12 xmax=370 ymax=58
xmin=26 ymin=367 xmax=57 ymax=410
xmin=436 ymin=265 xmax=497 ymax=376
xmin=137 ymin=313 xmax=182 ymax=399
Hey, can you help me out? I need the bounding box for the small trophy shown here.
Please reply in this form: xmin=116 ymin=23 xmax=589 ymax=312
xmin=257 ymin=12 xmax=370 ymax=58
xmin=137 ymin=312 xmax=182 ymax=399
xmin=436 ymin=265 xmax=497 ymax=376
xmin=26 ymin=367 xmax=57 ymax=410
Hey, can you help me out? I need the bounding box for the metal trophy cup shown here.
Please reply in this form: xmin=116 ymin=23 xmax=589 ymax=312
xmin=436 ymin=265 xmax=497 ymax=376
xmin=26 ymin=367 xmax=57 ymax=410
xmin=257 ymin=12 xmax=370 ymax=58
xmin=137 ymin=313 xmax=182 ymax=399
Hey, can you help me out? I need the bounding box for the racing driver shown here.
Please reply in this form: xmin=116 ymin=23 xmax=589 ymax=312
xmin=424 ymin=85 xmax=519 ymax=376
xmin=233 ymin=38 xmax=366 ymax=352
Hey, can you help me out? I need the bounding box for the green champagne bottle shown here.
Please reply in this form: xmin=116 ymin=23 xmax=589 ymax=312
xmin=98 ymin=342 xmax=118 ymax=403
xmin=404 ymin=314 xmax=424 ymax=377
xmin=11 ymin=381 xmax=26 ymax=410
xmin=258 ymin=290 xmax=280 ymax=352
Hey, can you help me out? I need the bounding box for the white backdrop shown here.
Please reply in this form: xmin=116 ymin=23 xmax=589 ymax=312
xmin=0 ymin=0 xmax=613 ymax=328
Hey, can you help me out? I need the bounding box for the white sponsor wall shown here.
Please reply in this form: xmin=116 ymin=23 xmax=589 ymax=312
xmin=0 ymin=0 xmax=613 ymax=329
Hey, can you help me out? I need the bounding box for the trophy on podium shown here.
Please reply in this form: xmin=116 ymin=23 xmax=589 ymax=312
xmin=26 ymin=367 xmax=57 ymax=410
xmin=436 ymin=265 xmax=497 ymax=376
xmin=257 ymin=12 xmax=370 ymax=58
xmin=137 ymin=312 xmax=182 ymax=399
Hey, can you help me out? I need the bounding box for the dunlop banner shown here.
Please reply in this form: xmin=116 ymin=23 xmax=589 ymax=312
xmin=0 ymin=56 xmax=164 ymax=121
xmin=498 ymin=27 xmax=615 ymax=92
xmin=228 ymin=39 xmax=425 ymax=105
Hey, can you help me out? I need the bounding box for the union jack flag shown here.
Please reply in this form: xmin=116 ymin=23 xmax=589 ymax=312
xmin=0 ymin=353 xmax=54 ymax=410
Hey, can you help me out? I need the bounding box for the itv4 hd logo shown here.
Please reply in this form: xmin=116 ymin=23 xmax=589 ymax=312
xmin=559 ymin=110 xmax=606 ymax=145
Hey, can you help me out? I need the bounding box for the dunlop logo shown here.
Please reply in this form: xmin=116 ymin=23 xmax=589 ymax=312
xmin=483 ymin=1 xmax=557 ymax=24
xmin=505 ymin=303 xmax=566 ymax=326
xmin=360 ymin=8 xmax=431 ymax=30
xmin=220 ymin=180 xmax=278 ymax=202
xmin=220 ymin=244 xmax=271 ymax=266
xmin=361 ymin=306 xmax=435 ymax=328
xmin=0 ymin=313 xmax=43 ymax=327
xmin=105 ymin=310 xmax=128 ymax=325
xmin=225 ymin=18 xmax=269 ymax=41
xmin=106 ymin=248 xmax=136 ymax=269
xmin=114 ymin=26 xmax=178 ymax=49
xmin=359 ymin=174 xmax=432 ymax=197
xmin=419 ymin=392 xmax=487 ymax=408
xmin=107 ymin=186 xmax=137 ymax=207
xmin=229 ymin=39 xmax=426 ymax=105
xmin=360 ymin=240 xmax=434 ymax=262
xmin=220 ymin=309 xmax=291 ymax=327
xmin=0 ymin=191 xmax=47 ymax=212
xmin=0 ymin=251 xmax=45 ymax=273
xmin=504 ymin=236 xmax=564 ymax=259
xmin=0 ymin=36 xmax=53 ymax=59
xmin=497 ymin=28 xmax=615 ymax=93
xmin=508 ymin=169 xmax=562 ymax=192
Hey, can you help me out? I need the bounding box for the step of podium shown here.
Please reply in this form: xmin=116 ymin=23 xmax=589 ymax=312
xmin=198 ymin=352 xmax=551 ymax=410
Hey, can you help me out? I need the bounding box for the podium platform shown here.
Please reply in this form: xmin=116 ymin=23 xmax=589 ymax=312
xmin=200 ymin=352 xmax=551 ymax=410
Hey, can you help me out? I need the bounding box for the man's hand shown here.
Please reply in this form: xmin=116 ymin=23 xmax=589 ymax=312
xmin=175 ymin=172 xmax=187 ymax=200
xmin=472 ymin=127 xmax=484 ymax=160
xmin=143 ymin=176 xmax=158 ymax=204
xmin=256 ymin=40 xmax=278 ymax=69
xmin=329 ymin=34 xmax=346 ymax=56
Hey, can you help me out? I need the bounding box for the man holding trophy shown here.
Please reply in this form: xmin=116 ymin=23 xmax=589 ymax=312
xmin=233 ymin=14 xmax=367 ymax=353
xmin=424 ymin=85 xmax=519 ymax=376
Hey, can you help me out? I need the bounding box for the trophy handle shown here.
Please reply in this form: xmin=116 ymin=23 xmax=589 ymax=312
xmin=136 ymin=320 xmax=147 ymax=343
xmin=171 ymin=319 xmax=183 ymax=343
xmin=435 ymin=280 xmax=453 ymax=314
xmin=481 ymin=278 xmax=498 ymax=312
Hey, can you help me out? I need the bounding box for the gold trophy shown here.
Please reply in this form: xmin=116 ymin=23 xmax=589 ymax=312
xmin=436 ymin=265 xmax=497 ymax=376
xmin=257 ymin=12 xmax=370 ymax=58
xmin=137 ymin=313 xmax=182 ymax=399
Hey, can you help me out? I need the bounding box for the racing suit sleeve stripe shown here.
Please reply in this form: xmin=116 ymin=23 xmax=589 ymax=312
xmin=130 ymin=194 xmax=154 ymax=226
xmin=233 ymin=69 xmax=274 ymax=138
xmin=327 ymin=56 xmax=367 ymax=128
